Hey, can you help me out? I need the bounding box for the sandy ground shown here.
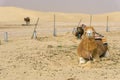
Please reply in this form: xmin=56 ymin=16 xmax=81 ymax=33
xmin=0 ymin=7 xmax=120 ymax=80
xmin=0 ymin=28 xmax=120 ymax=80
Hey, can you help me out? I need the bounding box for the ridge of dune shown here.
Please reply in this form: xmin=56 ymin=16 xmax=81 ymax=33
xmin=93 ymin=12 xmax=120 ymax=22
xmin=0 ymin=6 xmax=120 ymax=23
xmin=0 ymin=7 xmax=89 ymax=22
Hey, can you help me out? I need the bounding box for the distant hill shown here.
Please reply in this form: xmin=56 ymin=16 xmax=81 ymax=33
xmin=0 ymin=7 xmax=120 ymax=24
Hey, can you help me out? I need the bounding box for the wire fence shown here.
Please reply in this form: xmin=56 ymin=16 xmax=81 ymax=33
xmin=0 ymin=15 xmax=120 ymax=41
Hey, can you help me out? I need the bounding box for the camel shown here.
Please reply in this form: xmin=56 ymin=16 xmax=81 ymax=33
xmin=72 ymin=27 xmax=84 ymax=39
xmin=24 ymin=17 xmax=30 ymax=26
xmin=77 ymin=27 xmax=109 ymax=64
xmin=75 ymin=27 xmax=84 ymax=39
xmin=72 ymin=24 xmax=86 ymax=39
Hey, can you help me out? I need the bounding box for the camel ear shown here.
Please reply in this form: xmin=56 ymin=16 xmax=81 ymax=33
xmin=91 ymin=27 xmax=96 ymax=32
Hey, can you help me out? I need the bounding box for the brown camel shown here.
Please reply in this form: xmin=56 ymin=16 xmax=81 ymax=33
xmin=24 ymin=17 xmax=30 ymax=26
xmin=77 ymin=27 xmax=109 ymax=64
xmin=72 ymin=24 xmax=86 ymax=39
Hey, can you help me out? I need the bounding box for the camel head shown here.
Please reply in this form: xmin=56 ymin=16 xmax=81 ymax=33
xmin=84 ymin=27 xmax=96 ymax=38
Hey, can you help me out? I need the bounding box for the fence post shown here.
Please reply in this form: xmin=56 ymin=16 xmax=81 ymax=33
xmin=33 ymin=30 xmax=37 ymax=39
xmin=31 ymin=18 xmax=39 ymax=39
xmin=106 ymin=16 xmax=109 ymax=32
xmin=53 ymin=14 xmax=56 ymax=36
xmin=4 ymin=32 xmax=8 ymax=42
xmin=90 ymin=15 xmax=92 ymax=26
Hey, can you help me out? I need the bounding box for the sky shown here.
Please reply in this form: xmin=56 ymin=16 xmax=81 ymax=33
xmin=0 ymin=0 xmax=120 ymax=14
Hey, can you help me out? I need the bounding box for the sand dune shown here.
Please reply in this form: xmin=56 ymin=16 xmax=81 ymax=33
xmin=0 ymin=7 xmax=90 ymax=24
xmin=0 ymin=7 xmax=120 ymax=23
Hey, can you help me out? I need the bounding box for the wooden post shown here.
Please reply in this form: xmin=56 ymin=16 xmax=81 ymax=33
xmin=106 ymin=16 xmax=109 ymax=32
xmin=53 ymin=14 xmax=56 ymax=36
xmin=4 ymin=32 xmax=8 ymax=42
xmin=33 ymin=30 xmax=37 ymax=39
xmin=90 ymin=15 xmax=92 ymax=26
xmin=31 ymin=18 xmax=39 ymax=39
xmin=77 ymin=19 xmax=82 ymax=27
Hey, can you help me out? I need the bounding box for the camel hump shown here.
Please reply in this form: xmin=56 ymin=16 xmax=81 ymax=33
xmin=102 ymin=37 xmax=107 ymax=44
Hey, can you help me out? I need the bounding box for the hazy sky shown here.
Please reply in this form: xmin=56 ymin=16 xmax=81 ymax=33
xmin=0 ymin=0 xmax=120 ymax=14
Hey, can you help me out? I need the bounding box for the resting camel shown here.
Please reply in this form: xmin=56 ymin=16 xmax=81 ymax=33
xmin=77 ymin=27 xmax=109 ymax=64
xmin=75 ymin=27 xmax=84 ymax=39
xmin=24 ymin=17 xmax=30 ymax=26
xmin=72 ymin=24 xmax=86 ymax=39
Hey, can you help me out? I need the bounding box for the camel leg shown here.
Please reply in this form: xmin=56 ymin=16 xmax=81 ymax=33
xmin=93 ymin=53 xmax=100 ymax=62
xmin=78 ymin=34 xmax=81 ymax=39
xmin=79 ymin=57 xmax=86 ymax=64
xmin=104 ymin=50 xmax=109 ymax=57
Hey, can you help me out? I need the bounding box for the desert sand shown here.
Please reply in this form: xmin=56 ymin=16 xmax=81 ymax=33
xmin=0 ymin=7 xmax=120 ymax=80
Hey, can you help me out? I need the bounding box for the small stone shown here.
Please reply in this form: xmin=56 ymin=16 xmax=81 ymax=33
xmin=47 ymin=45 xmax=53 ymax=48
